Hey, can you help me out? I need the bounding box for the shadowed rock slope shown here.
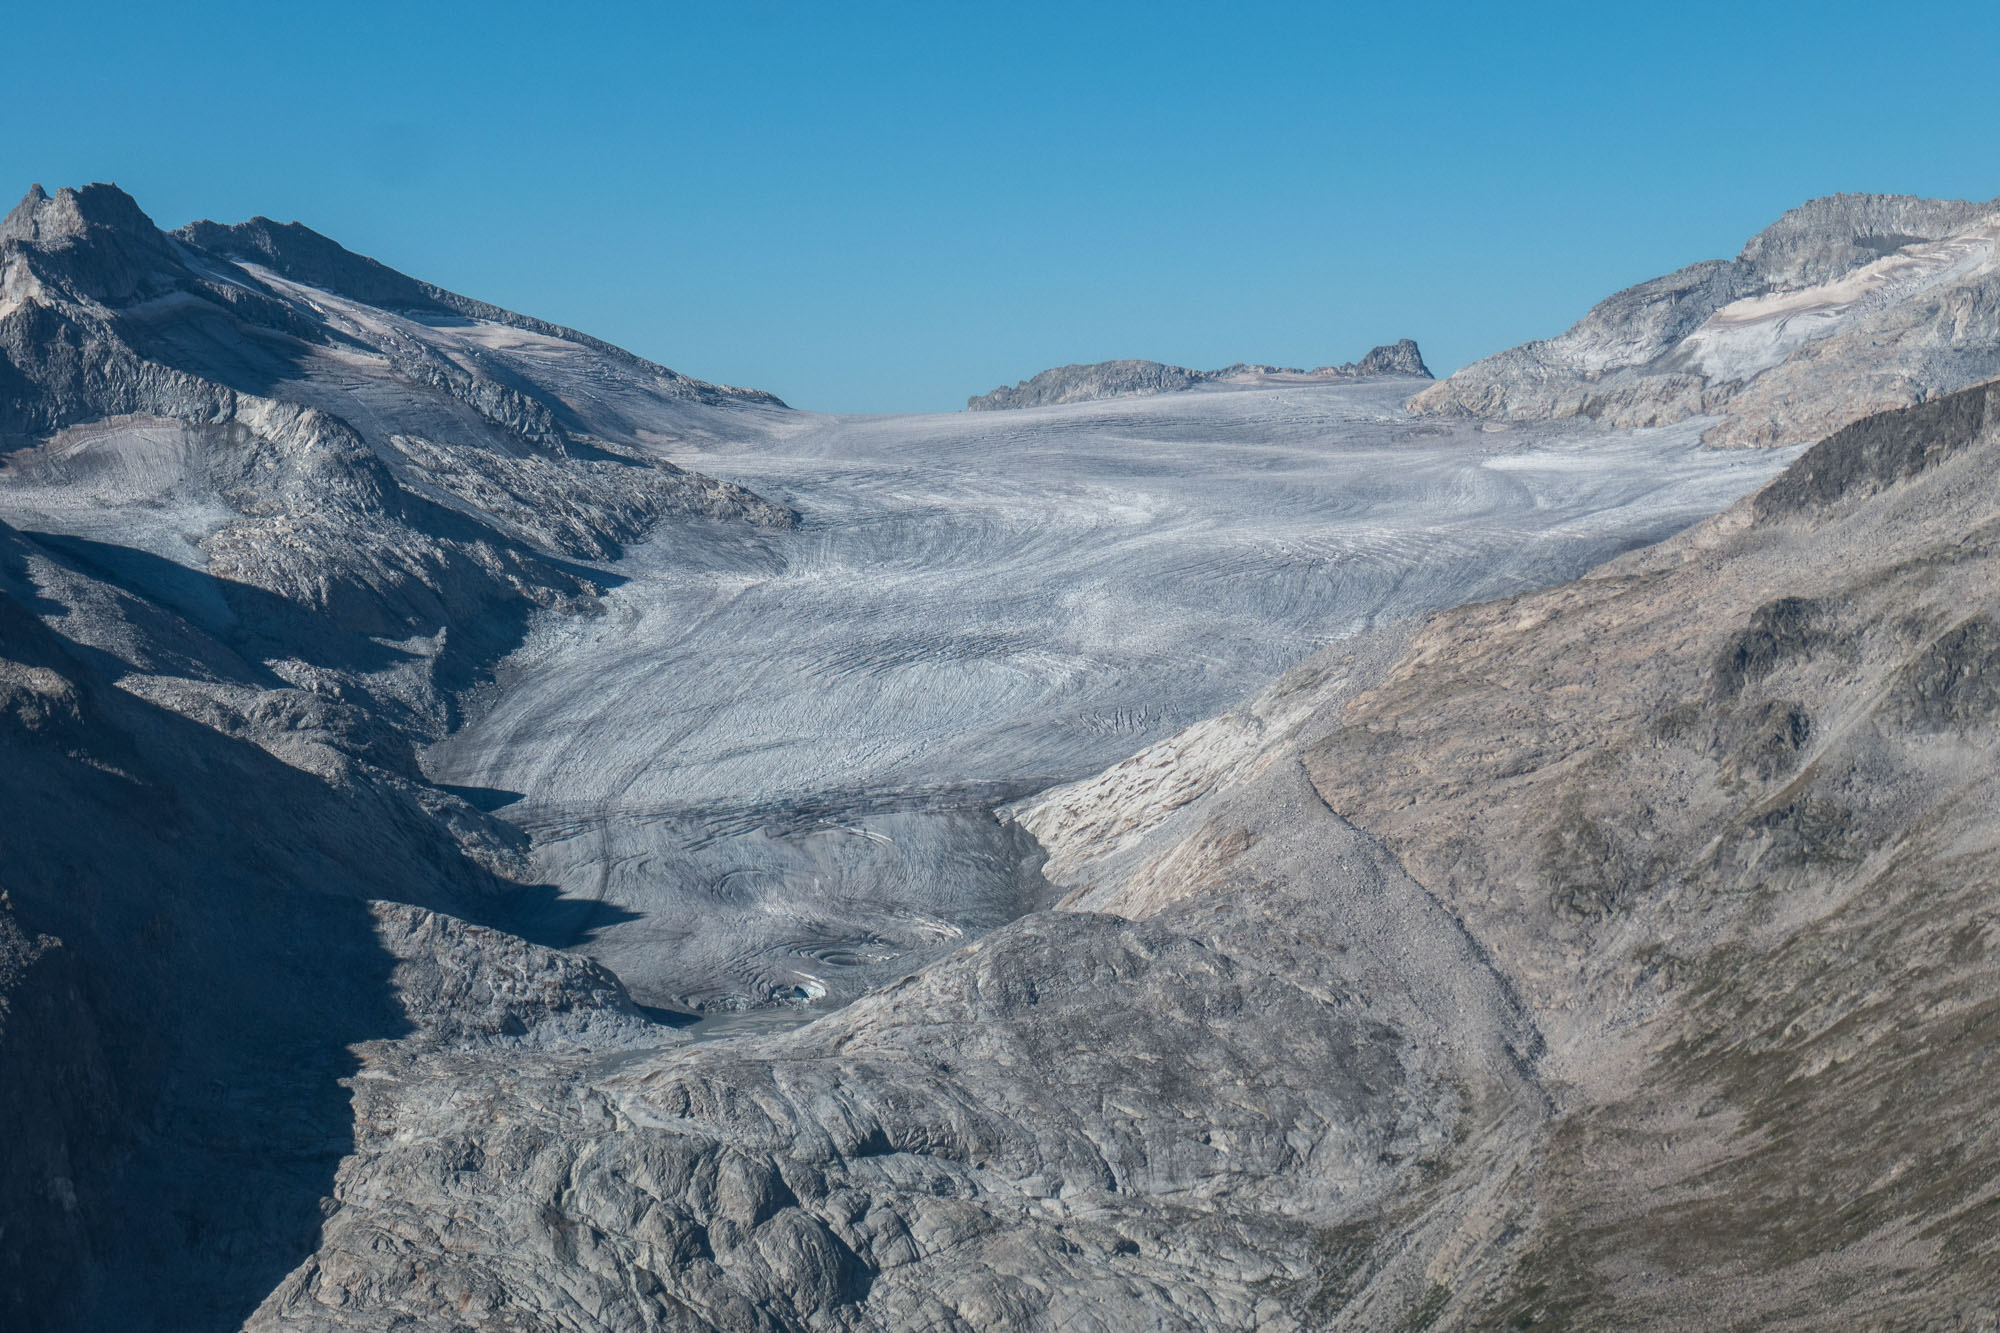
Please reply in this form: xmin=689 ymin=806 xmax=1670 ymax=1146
xmin=241 ymin=378 xmax=2000 ymax=1328
xmin=0 ymin=183 xmax=793 ymax=1329
xmin=0 ymin=536 xmax=665 ymax=1331
xmin=1412 ymin=192 xmax=2000 ymax=446
xmin=967 ymin=338 xmax=1430 ymax=410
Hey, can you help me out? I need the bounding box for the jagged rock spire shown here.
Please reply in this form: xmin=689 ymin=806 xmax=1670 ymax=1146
xmin=0 ymin=182 xmax=159 ymax=247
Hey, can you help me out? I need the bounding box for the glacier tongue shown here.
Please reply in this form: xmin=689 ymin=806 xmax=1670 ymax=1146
xmin=429 ymin=378 xmax=1800 ymax=1016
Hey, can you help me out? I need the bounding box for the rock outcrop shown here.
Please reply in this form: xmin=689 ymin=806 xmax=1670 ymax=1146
xmin=1350 ymin=336 xmax=1430 ymax=377
xmin=1410 ymin=192 xmax=2000 ymax=445
xmin=1299 ymin=379 xmax=2000 ymax=1323
xmin=966 ymin=339 xmax=1431 ymax=410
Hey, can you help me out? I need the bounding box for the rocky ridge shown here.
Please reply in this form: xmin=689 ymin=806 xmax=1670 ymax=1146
xmin=966 ymin=338 xmax=1431 ymax=410
xmin=1411 ymin=192 xmax=2000 ymax=445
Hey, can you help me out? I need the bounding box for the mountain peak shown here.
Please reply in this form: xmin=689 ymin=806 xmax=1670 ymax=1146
xmin=1410 ymin=188 xmax=2000 ymax=445
xmin=1735 ymin=190 xmax=1999 ymax=289
xmin=0 ymin=182 xmax=159 ymax=248
xmin=0 ymin=183 xmax=51 ymax=241
xmin=1355 ymin=337 xmax=1431 ymax=377
xmin=967 ymin=339 xmax=1432 ymax=411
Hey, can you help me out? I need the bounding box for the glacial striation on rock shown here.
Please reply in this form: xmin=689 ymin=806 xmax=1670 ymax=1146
xmin=966 ymin=338 xmax=1431 ymax=410
xmin=1410 ymin=191 xmax=2000 ymax=445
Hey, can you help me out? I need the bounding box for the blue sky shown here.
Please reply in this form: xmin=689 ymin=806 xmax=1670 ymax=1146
xmin=7 ymin=2 xmax=1999 ymax=413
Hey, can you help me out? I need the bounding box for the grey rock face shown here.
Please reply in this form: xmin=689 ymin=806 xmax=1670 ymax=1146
xmin=0 ymin=182 xmax=793 ymax=706
xmin=1733 ymin=191 xmax=1996 ymax=288
xmin=0 ymin=888 xmax=114 ymax=1333
xmin=0 ymin=497 xmax=724 ymax=1328
xmin=370 ymin=902 xmax=666 ymax=1048
xmin=1352 ymin=337 xmax=1429 ymax=376
xmin=965 ymin=339 xmax=1430 ymax=410
xmin=174 ymin=215 xmax=784 ymax=409
xmin=1300 ymin=379 xmax=2000 ymax=1325
xmin=253 ymin=788 xmax=1545 ymax=1331
xmin=1411 ymin=192 xmax=2000 ymax=445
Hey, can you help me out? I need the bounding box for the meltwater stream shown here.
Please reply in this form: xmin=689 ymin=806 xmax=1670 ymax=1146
xmin=427 ymin=380 xmax=1797 ymax=1017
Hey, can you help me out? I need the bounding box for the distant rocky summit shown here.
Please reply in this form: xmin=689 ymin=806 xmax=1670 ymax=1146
xmin=1411 ymin=192 xmax=2000 ymax=445
xmin=967 ymin=338 xmax=1431 ymax=410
